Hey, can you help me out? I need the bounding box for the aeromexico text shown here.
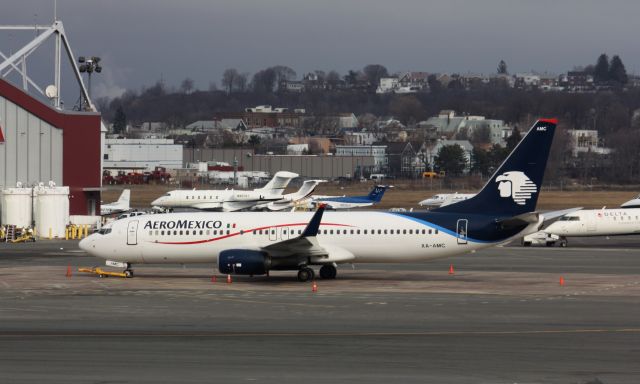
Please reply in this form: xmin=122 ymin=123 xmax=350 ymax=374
xmin=144 ymin=220 xmax=226 ymax=230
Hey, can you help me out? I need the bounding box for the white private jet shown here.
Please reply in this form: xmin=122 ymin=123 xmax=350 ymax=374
xmin=418 ymin=192 xmax=476 ymax=208
xmin=150 ymin=171 xmax=298 ymax=212
xmin=80 ymin=119 xmax=563 ymax=281
xmin=100 ymin=189 xmax=131 ymax=216
xmin=540 ymin=206 xmax=640 ymax=246
xmin=252 ymin=180 xmax=326 ymax=211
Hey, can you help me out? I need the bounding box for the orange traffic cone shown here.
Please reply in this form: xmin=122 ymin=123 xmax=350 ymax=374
xmin=211 ymin=275 xmax=217 ymax=283
xmin=226 ymin=274 xmax=232 ymax=284
xmin=559 ymin=276 xmax=565 ymax=286
xmin=448 ymin=264 xmax=455 ymax=275
xmin=312 ymin=281 xmax=318 ymax=292
xmin=66 ymin=264 xmax=72 ymax=278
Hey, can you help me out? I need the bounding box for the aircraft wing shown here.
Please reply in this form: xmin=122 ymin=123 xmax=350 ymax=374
xmin=261 ymin=205 xmax=330 ymax=259
xmin=540 ymin=207 xmax=583 ymax=222
xmin=191 ymin=202 xmax=223 ymax=211
xmin=496 ymin=207 xmax=583 ymax=231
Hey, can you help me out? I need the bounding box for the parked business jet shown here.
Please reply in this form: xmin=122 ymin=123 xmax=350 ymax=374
xmin=252 ymin=180 xmax=326 ymax=211
xmin=150 ymin=171 xmax=298 ymax=212
xmin=101 ymin=189 xmax=131 ymax=216
xmin=419 ymin=192 xmax=476 ymax=208
xmin=541 ymin=206 xmax=640 ymax=246
xmin=80 ymin=119 xmax=558 ymax=281
xmin=311 ymin=185 xmax=391 ymax=209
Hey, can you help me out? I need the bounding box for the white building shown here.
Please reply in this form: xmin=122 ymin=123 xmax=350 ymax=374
xmin=335 ymin=145 xmax=387 ymax=172
xmin=426 ymin=139 xmax=474 ymax=173
xmin=567 ymin=130 xmax=612 ymax=157
xmin=103 ymin=138 xmax=183 ymax=171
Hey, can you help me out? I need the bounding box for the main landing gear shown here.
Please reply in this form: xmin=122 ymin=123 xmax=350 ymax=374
xmin=297 ymin=265 xmax=338 ymax=282
xmin=297 ymin=267 xmax=315 ymax=282
xmin=319 ymin=264 xmax=337 ymax=279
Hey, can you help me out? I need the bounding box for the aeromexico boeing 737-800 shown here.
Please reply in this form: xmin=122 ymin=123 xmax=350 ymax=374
xmin=80 ymin=119 xmax=558 ymax=281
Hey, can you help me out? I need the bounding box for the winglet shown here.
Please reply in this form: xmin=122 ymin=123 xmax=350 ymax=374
xmin=301 ymin=204 xmax=326 ymax=237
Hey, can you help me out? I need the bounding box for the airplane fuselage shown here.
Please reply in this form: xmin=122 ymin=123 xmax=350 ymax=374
xmin=544 ymin=208 xmax=640 ymax=237
xmin=81 ymin=211 xmax=531 ymax=265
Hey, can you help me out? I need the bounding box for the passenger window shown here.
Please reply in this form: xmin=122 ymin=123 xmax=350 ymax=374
xmin=149 ymin=231 xmax=153 ymax=236
xmin=161 ymin=230 xmax=165 ymax=235
xmin=403 ymin=229 xmax=406 ymax=234
xmin=206 ymin=230 xmax=210 ymax=235
xmin=173 ymin=230 xmax=177 ymax=235
xmin=357 ymin=230 xmax=360 ymax=234
xmin=271 ymin=230 xmax=275 ymax=235
xmin=179 ymin=230 xmax=183 ymax=235
xmin=193 ymin=230 xmax=196 ymax=235
xmin=378 ymin=229 xmax=381 ymax=234
xmin=384 ymin=229 xmax=387 ymax=234
xmin=364 ymin=230 xmax=367 ymax=234
xmin=253 ymin=230 xmax=256 ymax=235
xmin=199 ymin=230 xmax=203 ymax=235
xmin=240 ymin=230 xmax=244 ymax=235
xmin=409 ymin=229 xmax=413 ymax=234
xmin=390 ymin=229 xmax=394 ymax=234
xmin=283 ymin=230 xmax=287 ymax=235
xmin=227 ymin=230 xmax=230 ymax=235
xmin=429 ymin=229 xmax=432 ymax=234
xmin=435 ymin=229 xmax=439 ymax=234
xmin=298 ymin=230 xmax=301 ymax=234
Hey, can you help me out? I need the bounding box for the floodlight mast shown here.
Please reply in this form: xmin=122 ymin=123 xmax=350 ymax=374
xmin=0 ymin=20 xmax=95 ymax=111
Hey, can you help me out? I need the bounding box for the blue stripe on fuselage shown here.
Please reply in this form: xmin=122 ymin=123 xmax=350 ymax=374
xmin=386 ymin=212 xmax=496 ymax=244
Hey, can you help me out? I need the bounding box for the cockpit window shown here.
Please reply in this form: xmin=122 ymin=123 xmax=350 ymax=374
xmin=98 ymin=228 xmax=112 ymax=235
xmin=559 ymin=216 xmax=580 ymax=221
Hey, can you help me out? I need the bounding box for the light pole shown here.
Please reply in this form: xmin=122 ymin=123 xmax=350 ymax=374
xmin=78 ymin=56 xmax=102 ymax=110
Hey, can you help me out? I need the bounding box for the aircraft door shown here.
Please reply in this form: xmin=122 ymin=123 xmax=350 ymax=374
xmin=456 ymin=219 xmax=468 ymax=245
xmin=269 ymin=227 xmax=281 ymax=241
xmin=127 ymin=220 xmax=138 ymax=245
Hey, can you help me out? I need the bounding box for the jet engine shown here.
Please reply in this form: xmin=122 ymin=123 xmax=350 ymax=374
xmin=218 ymin=249 xmax=269 ymax=275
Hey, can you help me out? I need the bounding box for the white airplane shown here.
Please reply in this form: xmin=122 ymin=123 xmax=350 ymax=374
xmin=541 ymin=207 xmax=640 ymax=246
xmin=100 ymin=189 xmax=131 ymax=216
xmin=620 ymin=194 xmax=640 ymax=208
xmin=252 ymin=180 xmax=326 ymax=211
xmin=289 ymin=185 xmax=391 ymax=210
xmin=150 ymin=171 xmax=298 ymax=212
xmin=419 ymin=193 xmax=476 ymax=207
xmin=80 ymin=119 xmax=560 ymax=281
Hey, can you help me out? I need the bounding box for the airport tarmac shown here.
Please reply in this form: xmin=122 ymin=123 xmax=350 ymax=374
xmin=0 ymin=238 xmax=639 ymax=383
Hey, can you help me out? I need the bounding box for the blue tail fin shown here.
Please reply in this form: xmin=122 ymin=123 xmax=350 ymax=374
xmin=367 ymin=185 xmax=388 ymax=202
xmin=435 ymin=119 xmax=557 ymax=216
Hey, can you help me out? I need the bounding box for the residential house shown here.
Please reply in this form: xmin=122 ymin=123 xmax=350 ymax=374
xmin=335 ymin=145 xmax=387 ymax=173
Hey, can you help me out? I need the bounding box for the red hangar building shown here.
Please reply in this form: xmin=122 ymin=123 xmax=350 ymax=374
xmin=0 ymin=78 xmax=102 ymax=216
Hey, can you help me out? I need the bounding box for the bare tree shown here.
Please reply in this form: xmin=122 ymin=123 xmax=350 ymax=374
xmin=222 ymin=68 xmax=239 ymax=93
xmin=180 ymin=78 xmax=195 ymax=94
xmin=326 ymin=70 xmax=341 ymax=89
xmin=233 ymin=73 xmax=248 ymax=92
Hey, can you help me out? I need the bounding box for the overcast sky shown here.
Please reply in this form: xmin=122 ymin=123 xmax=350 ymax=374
xmin=2 ymin=0 xmax=640 ymax=100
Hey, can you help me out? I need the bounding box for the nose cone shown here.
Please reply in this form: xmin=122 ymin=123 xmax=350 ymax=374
xmin=78 ymin=236 xmax=91 ymax=253
xmin=151 ymin=197 xmax=164 ymax=206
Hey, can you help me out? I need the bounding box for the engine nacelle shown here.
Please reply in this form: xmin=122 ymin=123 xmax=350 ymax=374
xmin=218 ymin=249 xmax=268 ymax=275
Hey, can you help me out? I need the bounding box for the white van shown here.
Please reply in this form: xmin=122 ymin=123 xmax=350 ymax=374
xmin=369 ymin=174 xmax=386 ymax=181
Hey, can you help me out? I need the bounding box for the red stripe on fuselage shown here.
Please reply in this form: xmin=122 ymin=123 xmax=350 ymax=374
xmin=153 ymin=222 xmax=353 ymax=245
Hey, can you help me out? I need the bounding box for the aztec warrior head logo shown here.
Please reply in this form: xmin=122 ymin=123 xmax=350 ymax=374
xmin=495 ymin=171 xmax=537 ymax=205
